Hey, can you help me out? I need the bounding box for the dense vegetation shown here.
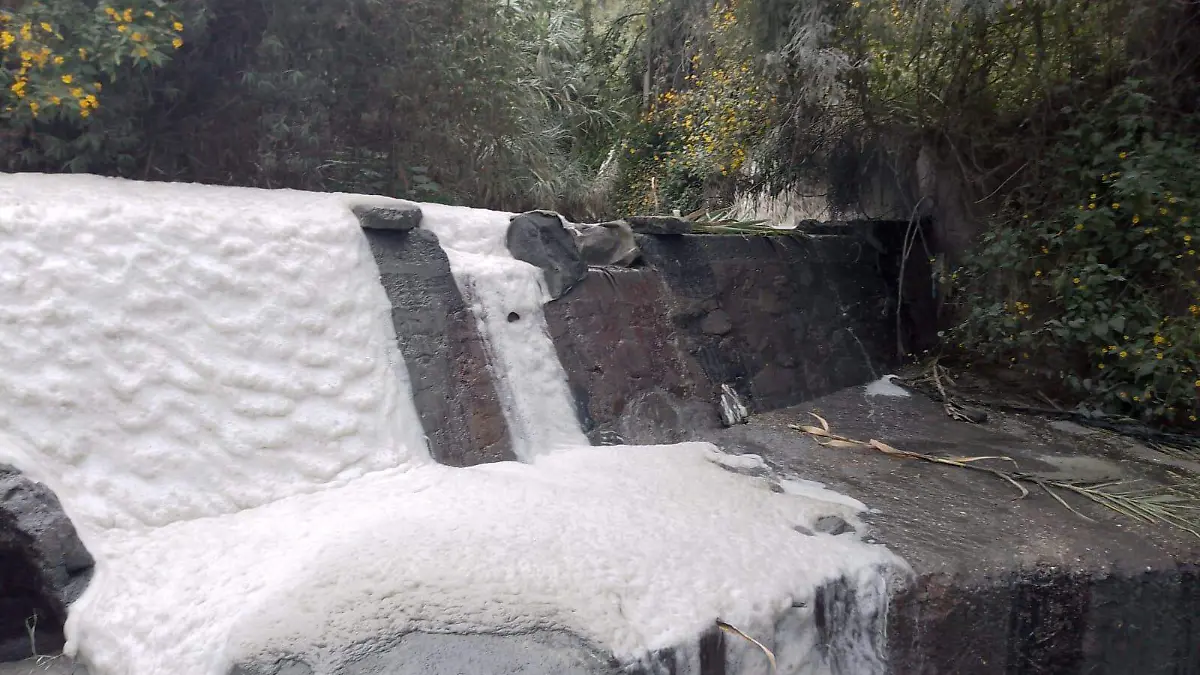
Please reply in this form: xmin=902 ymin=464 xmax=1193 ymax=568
xmin=2 ymin=0 xmax=1198 ymax=425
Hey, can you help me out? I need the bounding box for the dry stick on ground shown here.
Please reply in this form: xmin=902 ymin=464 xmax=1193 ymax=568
xmin=716 ymin=620 xmax=778 ymax=674
xmin=790 ymin=413 xmax=1200 ymax=539
xmin=899 ymin=362 xmax=1200 ymax=459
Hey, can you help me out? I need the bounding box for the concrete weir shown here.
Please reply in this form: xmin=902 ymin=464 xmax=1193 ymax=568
xmin=0 ymin=179 xmax=1196 ymax=675
xmin=358 ymin=215 xmax=1200 ymax=673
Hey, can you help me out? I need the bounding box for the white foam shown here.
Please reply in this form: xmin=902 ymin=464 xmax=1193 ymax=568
xmin=864 ymin=374 xmax=911 ymax=398
xmin=0 ymin=174 xmax=907 ymax=675
xmin=0 ymin=174 xmax=427 ymax=530
xmin=421 ymin=204 xmax=589 ymax=458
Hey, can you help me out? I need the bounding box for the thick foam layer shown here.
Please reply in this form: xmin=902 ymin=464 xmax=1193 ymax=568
xmin=0 ymin=174 xmax=907 ymax=675
xmin=0 ymin=174 xmax=428 ymax=530
xmin=67 ymin=444 xmax=900 ymax=674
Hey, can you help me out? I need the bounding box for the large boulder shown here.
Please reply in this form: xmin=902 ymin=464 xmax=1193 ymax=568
xmin=0 ymin=467 xmax=94 ymax=662
xmin=571 ymin=221 xmax=641 ymax=267
xmin=506 ymin=211 xmax=587 ymax=299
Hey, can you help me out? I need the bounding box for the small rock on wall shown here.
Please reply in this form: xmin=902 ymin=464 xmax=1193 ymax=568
xmin=570 ymin=221 xmax=641 ymax=267
xmin=506 ymin=211 xmax=587 ymax=300
xmin=350 ymin=201 xmax=423 ymax=232
xmin=0 ymin=466 xmax=93 ymax=662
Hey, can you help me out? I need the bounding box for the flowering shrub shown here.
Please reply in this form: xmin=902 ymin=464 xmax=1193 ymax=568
xmin=1 ymin=1 xmax=183 ymax=124
xmin=618 ymin=0 xmax=778 ymax=214
xmin=955 ymin=81 xmax=1200 ymax=425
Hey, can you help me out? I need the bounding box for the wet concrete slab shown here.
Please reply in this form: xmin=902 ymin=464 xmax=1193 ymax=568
xmin=711 ymin=386 xmax=1200 ymax=675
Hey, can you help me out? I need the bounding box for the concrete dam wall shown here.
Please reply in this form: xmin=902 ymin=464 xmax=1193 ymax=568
xmin=368 ymin=219 xmax=924 ymax=463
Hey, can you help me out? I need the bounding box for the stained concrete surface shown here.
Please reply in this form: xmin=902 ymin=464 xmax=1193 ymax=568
xmin=711 ymin=386 xmax=1200 ymax=675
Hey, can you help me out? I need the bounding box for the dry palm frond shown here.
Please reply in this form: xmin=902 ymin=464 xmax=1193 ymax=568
xmin=789 ymin=413 xmax=1200 ymax=538
xmin=716 ymin=619 xmax=778 ymax=674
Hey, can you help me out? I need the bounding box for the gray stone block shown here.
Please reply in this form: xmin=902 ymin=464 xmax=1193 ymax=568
xmin=351 ymin=202 xmax=423 ymax=231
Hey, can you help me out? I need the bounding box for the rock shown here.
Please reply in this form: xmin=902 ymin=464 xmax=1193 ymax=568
xmin=506 ymin=211 xmax=587 ymax=300
xmin=626 ymin=215 xmax=693 ymax=235
xmin=351 ymin=202 xmax=423 ymax=231
xmin=571 ymin=221 xmax=641 ymax=267
xmin=588 ymin=429 xmax=627 ymax=446
xmin=718 ymin=384 xmax=749 ymax=427
xmin=699 ymin=309 xmax=733 ymax=336
xmin=814 ymin=515 xmax=855 ymax=536
xmin=0 ymin=466 xmax=94 ymax=662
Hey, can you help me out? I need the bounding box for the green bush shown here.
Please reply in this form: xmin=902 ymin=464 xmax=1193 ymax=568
xmin=1 ymin=0 xmax=184 ymax=170
xmin=955 ymin=81 xmax=1200 ymax=425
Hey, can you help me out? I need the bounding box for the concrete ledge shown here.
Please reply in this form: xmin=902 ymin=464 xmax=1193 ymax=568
xmin=713 ymin=388 xmax=1200 ymax=674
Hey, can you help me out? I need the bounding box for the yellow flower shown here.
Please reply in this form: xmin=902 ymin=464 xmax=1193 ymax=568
xmin=1034 ymin=270 xmax=1042 ymax=277
xmin=1119 ymin=351 xmax=1128 ymax=358
xmin=122 ymin=8 xmax=133 ymax=22
xmin=1098 ymin=364 xmax=1106 ymax=369
xmin=1154 ymin=335 xmax=1166 ymax=345
xmin=1195 ymin=380 xmax=1200 ymax=388
xmin=1088 ymin=203 xmax=1096 ymax=210
xmin=1160 ymin=208 xmax=1169 ymax=215
xmin=144 ymin=10 xmax=155 ymax=17
xmin=1170 ymin=197 xmax=1178 ymax=204
xmin=80 ymin=109 xmax=90 ymax=118
xmin=131 ymin=31 xmax=143 ymax=41
xmin=61 ymin=74 xmax=72 ymax=84
xmin=1119 ymin=152 xmax=1127 ymax=159
xmin=1072 ymin=277 xmax=1081 ymax=284
xmin=49 ymin=95 xmax=60 ymax=104
xmin=1090 ymin=193 xmax=1097 ymax=200
xmin=53 ymin=55 xmax=63 ymax=64
xmin=1041 ymin=246 xmax=1049 ymax=254
xmin=117 ymin=24 xmax=127 ymax=32
xmin=1075 ymin=223 xmax=1084 ymax=231
xmin=69 ymin=87 xmax=83 ymax=98
xmin=1157 ymin=353 xmax=1164 ymax=360
xmin=1190 ymin=415 xmax=1197 ymax=422
xmin=173 ymin=21 xmax=184 ymax=31
xmin=79 ymin=47 xmax=87 ymax=59
xmin=1132 ymin=215 xmax=1141 ymax=224
xmin=1112 ymin=203 xmax=1120 ymax=210
xmin=39 ymin=22 xmax=51 ymax=32
xmin=172 ymin=37 xmax=183 ymax=49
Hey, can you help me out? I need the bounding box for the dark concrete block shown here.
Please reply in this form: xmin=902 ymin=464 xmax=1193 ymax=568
xmin=364 ymin=229 xmax=515 ymax=466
